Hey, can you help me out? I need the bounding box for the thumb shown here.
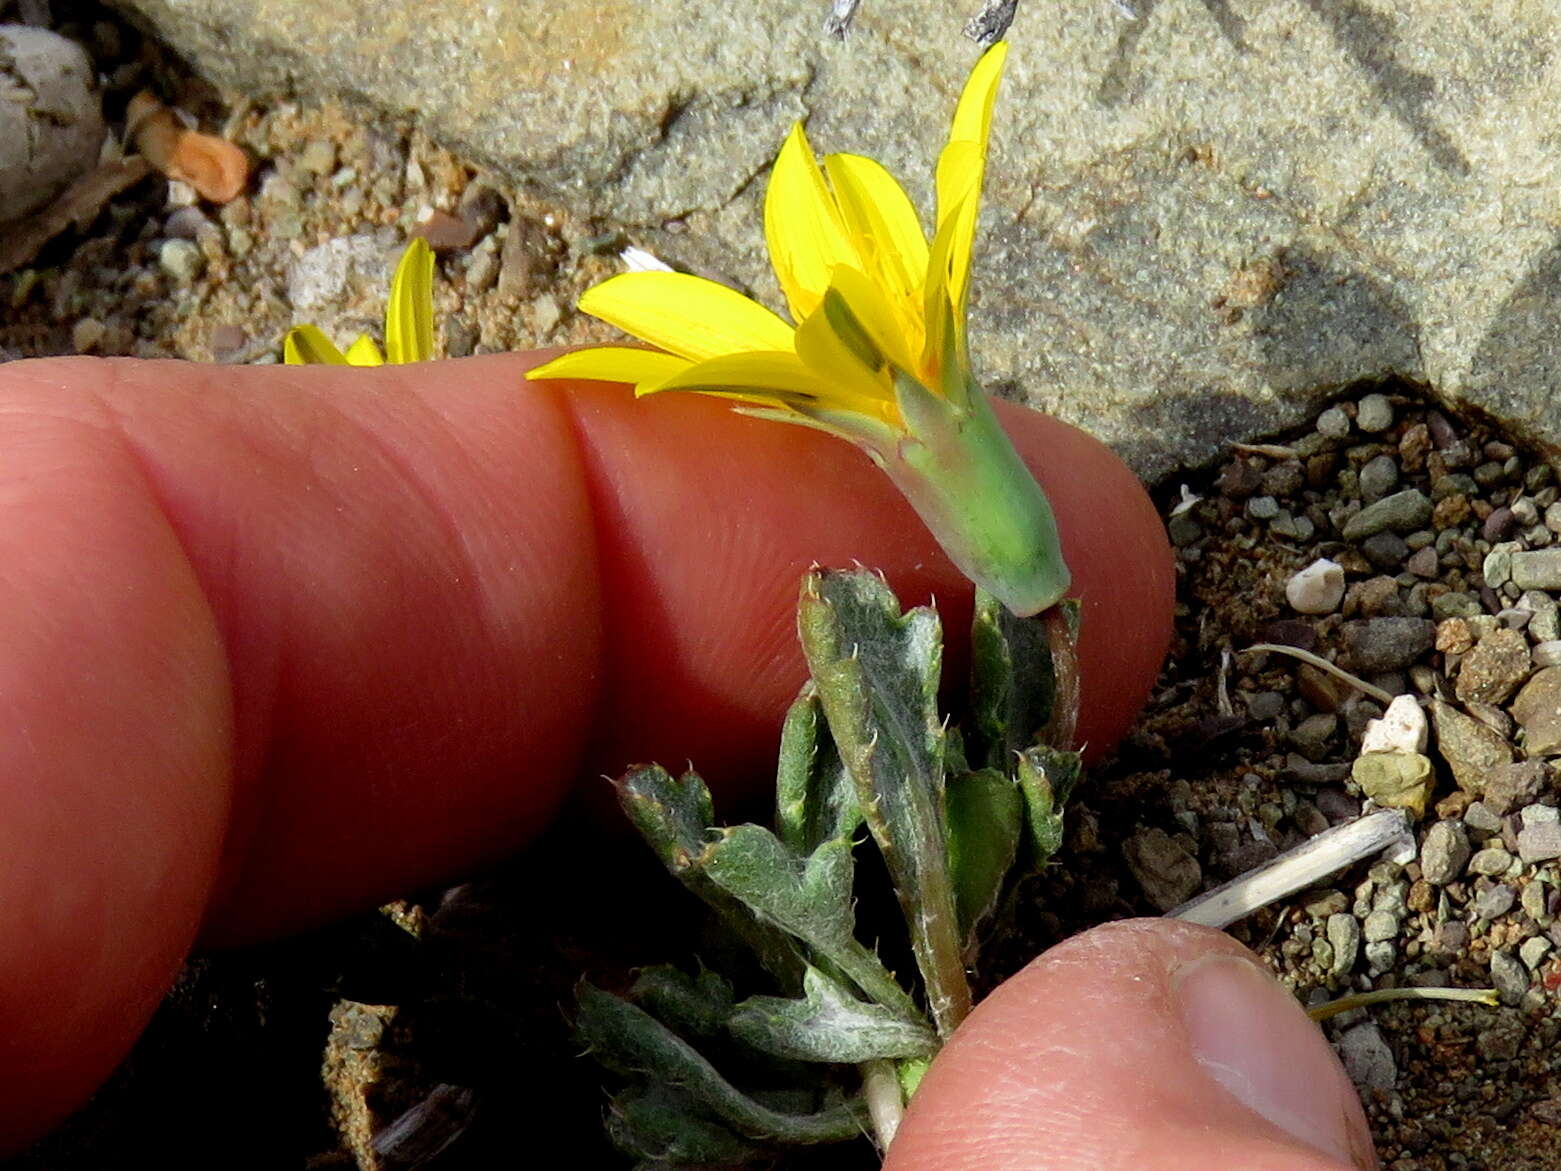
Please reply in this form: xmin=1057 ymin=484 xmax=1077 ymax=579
xmin=887 ymin=920 xmax=1377 ymax=1170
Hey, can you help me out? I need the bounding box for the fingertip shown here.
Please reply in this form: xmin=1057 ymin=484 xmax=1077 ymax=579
xmin=889 ymin=919 xmax=1375 ymax=1170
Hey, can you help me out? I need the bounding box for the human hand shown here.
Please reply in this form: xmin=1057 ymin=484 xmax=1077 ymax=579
xmin=0 ymin=352 xmax=1366 ymax=1166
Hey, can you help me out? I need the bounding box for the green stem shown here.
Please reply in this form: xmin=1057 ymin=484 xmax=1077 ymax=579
xmin=890 ymin=372 xmax=1071 ymax=618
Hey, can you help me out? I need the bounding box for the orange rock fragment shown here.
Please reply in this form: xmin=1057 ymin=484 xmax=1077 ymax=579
xmin=126 ymin=91 xmax=249 ymax=204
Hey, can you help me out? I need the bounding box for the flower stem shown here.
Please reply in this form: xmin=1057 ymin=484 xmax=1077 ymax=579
xmin=1041 ymin=605 xmax=1079 ymax=749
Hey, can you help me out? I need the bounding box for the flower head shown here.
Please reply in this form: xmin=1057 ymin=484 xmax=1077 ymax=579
xmin=527 ymin=43 xmax=1069 ymax=615
xmin=283 ymin=237 xmax=436 ymax=365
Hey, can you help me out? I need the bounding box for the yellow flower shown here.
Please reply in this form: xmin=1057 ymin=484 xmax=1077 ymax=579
xmin=283 ymin=238 xmax=436 ymax=365
xmin=527 ymin=43 xmax=1070 ymax=615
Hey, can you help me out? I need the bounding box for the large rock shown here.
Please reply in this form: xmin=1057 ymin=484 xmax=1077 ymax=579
xmin=109 ymin=0 xmax=1561 ymax=478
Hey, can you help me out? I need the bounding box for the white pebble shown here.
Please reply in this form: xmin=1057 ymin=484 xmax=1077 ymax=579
xmin=1286 ymin=557 xmax=1345 ymax=614
xmin=1360 ymin=694 xmax=1428 ymax=755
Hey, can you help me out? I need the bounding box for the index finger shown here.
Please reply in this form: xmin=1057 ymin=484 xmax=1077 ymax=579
xmin=0 ymin=352 xmax=1171 ymax=1149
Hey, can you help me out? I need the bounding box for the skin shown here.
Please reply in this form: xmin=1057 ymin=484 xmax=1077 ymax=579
xmin=0 ymin=351 xmax=1371 ymax=1167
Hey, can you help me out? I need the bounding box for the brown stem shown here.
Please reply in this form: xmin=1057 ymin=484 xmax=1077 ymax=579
xmin=1041 ymin=606 xmax=1080 ymax=750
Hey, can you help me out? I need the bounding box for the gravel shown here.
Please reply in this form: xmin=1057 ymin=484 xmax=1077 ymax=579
xmin=1419 ymin=819 xmax=1471 ymax=884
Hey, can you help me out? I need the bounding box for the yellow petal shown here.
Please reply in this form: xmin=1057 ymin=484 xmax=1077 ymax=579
xmin=526 ymin=346 xmax=690 ymax=387
xmin=644 ymin=350 xmax=830 ymax=401
xmin=385 ymin=238 xmax=435 ymax=363
xmin=644 ymin=349 xmax=892 ymax=423
xmin=284 ymin=324 xmax=349 ymax=365
xmin=345 ymin=334 xmax=386 ymax=366
xmin=933 ymin=42 xmax=1007 ymax=311
xmin=763 ymin=123 xmax=861 ymax=322
xmin=823 ymin=153 xmax=929 ymax=303
xmin=922 ymin=192 xmax=975 ymax=378
xmin=794 ymin=266 xmax=915 ymax=393
xmin=948 ymin=42 xmax=1008 ymax=160
xmin=579 ymin=271 xmax=795 ymax=362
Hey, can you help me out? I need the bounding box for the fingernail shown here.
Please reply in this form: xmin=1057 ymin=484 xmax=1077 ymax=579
xmin=1175 ymin=955 xmax=1378 ymax=1170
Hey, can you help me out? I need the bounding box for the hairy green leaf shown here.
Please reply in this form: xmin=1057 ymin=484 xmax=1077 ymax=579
xmin=798 ymin=569 xmax=969 ymax=1035
xmin=576 ymin=983 xmax=866 ymax=1144
xmin=729 ymin=966 xmax=937 ymax=1063
xmin=945 ymin=768 xmax=1023 ymax=949
xmin=775 ymin=683 xmax=862 ymax=854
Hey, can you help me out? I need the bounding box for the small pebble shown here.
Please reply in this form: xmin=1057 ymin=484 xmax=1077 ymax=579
xmin=1454 ymin=628 xmax=1533 ymax=705
xmin=1482 ymin=762 xmax=1549 ymax=816
xmin=1364 ymin=939 xmax=1396 ymax=974
xmin=1245 ymin=691 xmax=1285 ymax=721
xmin=1290 ymin=713 xmax=1338 ymax=760
xmin=298 ymin=139 xmax=338 ymax=175
xmin=1269 ymin=511 xmax=1315 ymax=541
xmin=1406 ymin=546 xmax=1440 ymax=578
xmin=158 ymin=238 xmax=205 ymax=283
xmin=1484 ymin=547 xmax=1514 ymax=589
xmin=1524 ymin=879 xmax=1551 ymax=923
xmin=1358 ymin=453 xmax=1400 ymax=502
xmin=1419 ymin=819 xmax=1471 ymax=884
xmin=1511 ymin=549 xmax=1561 ymax=591
xmin=1483 ymin=505 xmax=1519 ymax=544
xmin=1316 ymin=406 xmax=1351 ymax=438
xmin=1338 ymin=1021 xmax=1397 ymax=1091
xmin=1518 ymin=821 xmax=1561 ymax=863
xmin=208 ymin=322 xmax=249 ymax=363
xmin=1316 ymin=788 xmax=1361 ymax=823
xmin=1465 ymin=801 xmax=1504 ymax=832
xmin=1435 ymin=919 xmax=1470 ymax=954
xmin=1474 ymin=883 xmax=1517 ymax=919
xmin=1524 ymin=803 xmax=1560 ymax=825
xmin=532 ymin=293 xmax=562 ymax=335
xmin=414 ymin=208 xmax=479 ymax=251
xmin=1360 ymin=694 xmax=1428 ymax=755
xmin=1535 ymin=640 xmax=1561 ymax=669
xmin=1362 ymin=909 xmax=1399 ymax=942
xmin=1430 ymin=700 xmax=1514 ymax=795
xmin=465 ymin=245 xmax=499 ymax=293
xmin=1122 ymin=827 xmax=1201 ymax=912
xmin=1356 ymin=393 xmax=1394 ymax=433
xmin=1217 ymin=459 xmax=1262 ymax=499
xmin=164 ymin=206 xmax=211 ymax=240
xmin=1247 ymin=495 xmax=1279 ymax=521
xmin=1512 ymin=668 xmax=1561 ymax=755
xmin=1327 ymin=912 xmax=1360 ymax=977
xmin=1361 ymin=531 xmax=1409 ymax=570
xmin=1522 ymin=935 xmax=1553 ymax=970
xmin=1352 ymin=750 xmax=1434 ymax=817
xmin=1285 ymin=558 xmax=1345 ymax=615
xmin=1491 ymin=949 xmax=1529 ymax=1005
xmin=1433 ymin=593 xmax=1481 ymax=623
xmin=1339 ymin=618 xmax=1435 ymax=673
xmin=71 ymin=317 xmax=105 ymax=354
xmin=1342 ymin=490 xmax=1433 ymax=541
xmin=1470 ymin=846 xmax=1514 ymax=876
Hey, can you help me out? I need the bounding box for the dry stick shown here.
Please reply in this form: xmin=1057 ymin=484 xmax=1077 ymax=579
xmin=1307 ymin=987 xmax=1499 ymax=1022
xmin=964 ymin=0 xmax=1020 ymax=44
xmin=1171 ymin=813 xmax=1500 ymax=1018
xmin=1168 ymin=808 xmax=1415 ymax=929
xmin=823 ymin=0 xmax=861 ymax=37
xmin=1240 ymin=643 xmax=1397 ymax=706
